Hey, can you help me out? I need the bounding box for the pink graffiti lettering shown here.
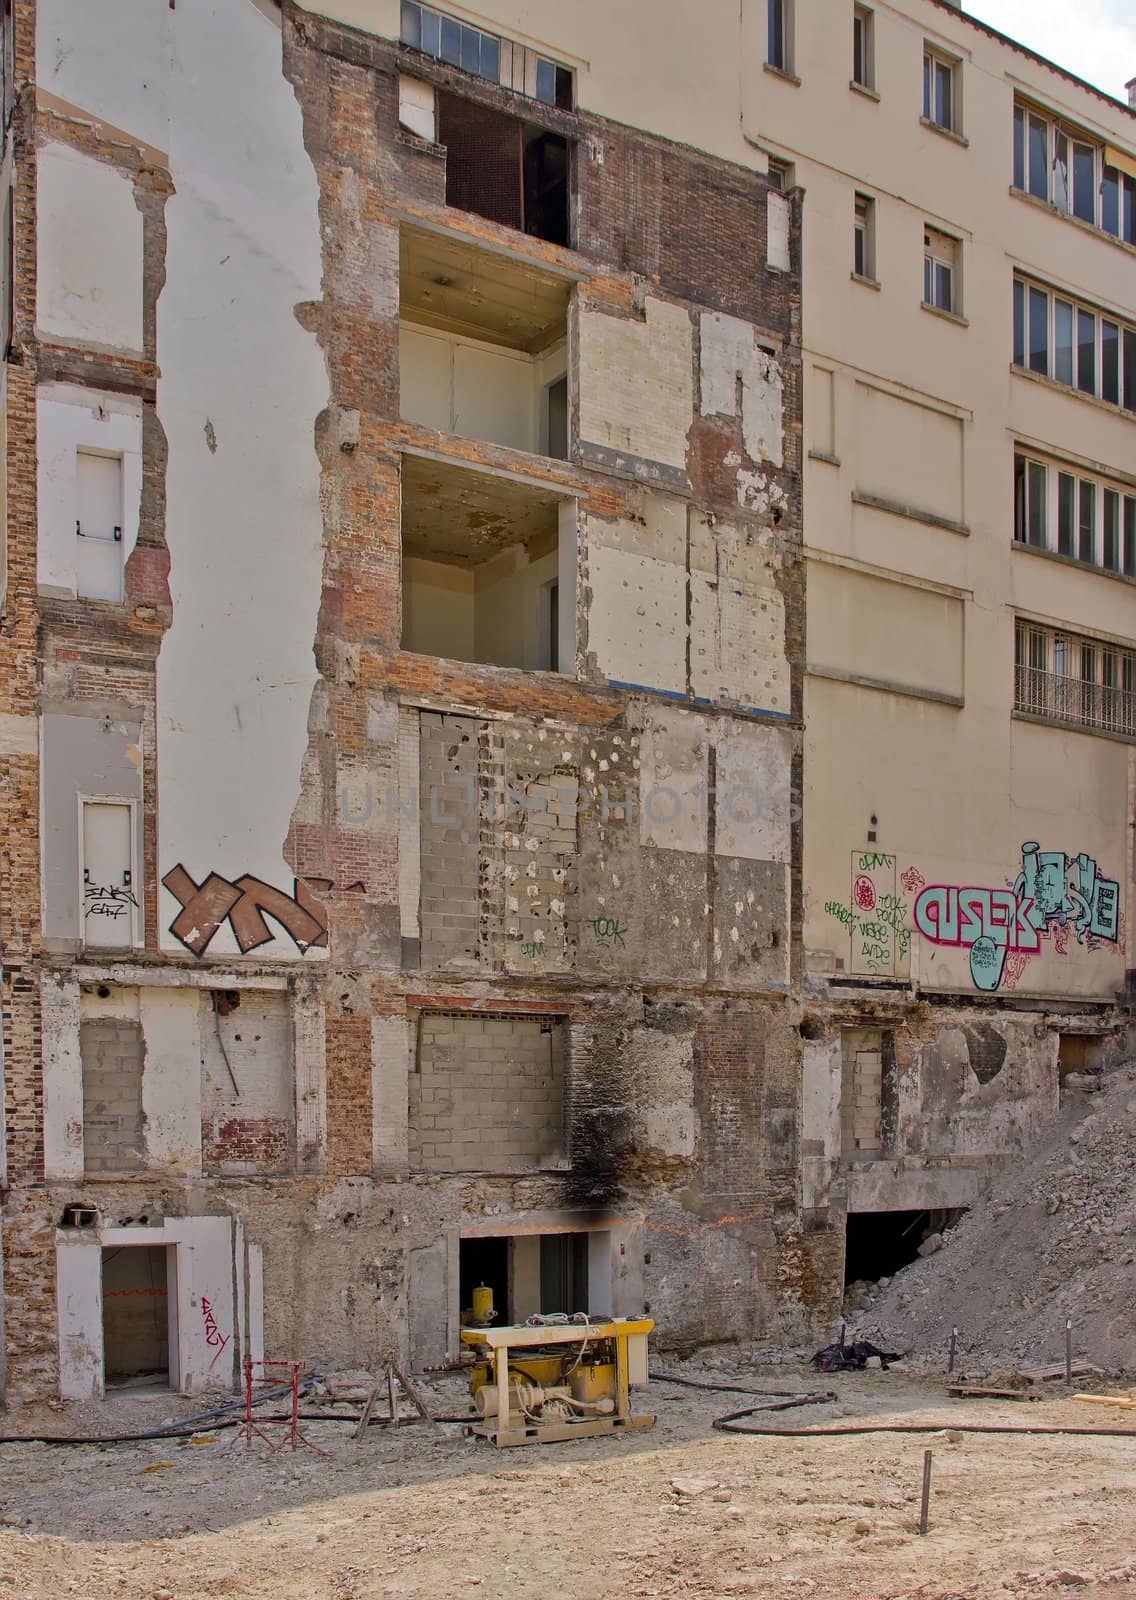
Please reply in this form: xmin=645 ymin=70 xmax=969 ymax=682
xmin=899 ymin=866 xmax=925 ymax=895
xmin=201 ymin=1295 xmax=231 ymax=1371
xmin=912 ymin=885 xmax=1040 ymax=954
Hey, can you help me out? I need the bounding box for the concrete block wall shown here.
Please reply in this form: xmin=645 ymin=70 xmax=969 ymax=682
xmin=409 ymin=1013 xmax=566 ymax=1173
xmin=841 ymin=1028 xmax=884 ymax=1155
xmin=418 ymin=712 xmax=481 ymax=969
xmin=80 ymin=1017 xmax=145 ymax=1173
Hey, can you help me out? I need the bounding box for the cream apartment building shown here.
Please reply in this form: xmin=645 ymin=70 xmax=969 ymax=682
xmin=750 ymin=0 xmax=1135 ymax=1272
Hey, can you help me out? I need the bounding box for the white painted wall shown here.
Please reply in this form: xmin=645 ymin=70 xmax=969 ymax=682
xmin=400 ymin=323 xmax=547 ymax=453
xmin=57 ymin=1213 xmax=254 ymax=1400
xmin=37 ymin=385 xmax=143 ymax=597
xmin=156 ymin=0 xmax=328 ymax=959
xmin=37 ymin=0 xmax=172 ymax=153
xmin=37 ymin=143 xmax=144 ymax=353
xmin=42 ymin=972 xmax=83 ymax=1181
xmin=138 ymin=989 xmax=202 ymax=1175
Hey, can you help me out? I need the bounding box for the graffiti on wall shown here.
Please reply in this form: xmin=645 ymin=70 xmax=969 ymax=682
xmin=913 ymin=841 xmax=1120 ymax=992
xmin=825 ymin=852 xmax=910 ymax=976
xmin=162 ymin=866 xmax=333 ymax=956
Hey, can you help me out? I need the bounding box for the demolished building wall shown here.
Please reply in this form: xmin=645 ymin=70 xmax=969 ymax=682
xmin=0 ymin=0 xmax=822 ymax=1404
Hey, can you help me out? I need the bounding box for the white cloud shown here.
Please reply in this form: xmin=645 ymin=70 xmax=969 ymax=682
xmin=965 ymin=0 xmax=1136 ymax=104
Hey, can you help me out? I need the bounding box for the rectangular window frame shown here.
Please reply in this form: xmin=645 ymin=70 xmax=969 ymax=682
xmin=1011 ymin=446 xmax=1136 ymax=581
xmin=1011 ymin=97 xmax=1136 ymax=245
xmin=923 ymin=225 xmax=959 ymax=314
xmin=1014 ymin=620 xmax=1136 ymax=738
xmin=922 ymin=46 xmax=958 ymax=133
xmin=853 ymin=191 xmax=876 ymax=281
xmin=1013 ymin=275 xmax=1136 ymax=414
xmin=852 ymin=5 xmax=874 ymax=90
xmin=768 ymin=0 xmax=792 ymax=72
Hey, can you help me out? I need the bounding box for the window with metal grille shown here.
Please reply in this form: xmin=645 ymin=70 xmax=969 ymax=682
xmin=1014 ymin=620 xmax=1136 ymax=737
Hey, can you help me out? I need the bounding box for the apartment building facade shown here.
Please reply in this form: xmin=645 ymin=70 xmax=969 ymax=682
xmin=750 ymin=0 xmax=1135 ymax=1264
xmin=0 ymin=0 xmax=814 ymax=1403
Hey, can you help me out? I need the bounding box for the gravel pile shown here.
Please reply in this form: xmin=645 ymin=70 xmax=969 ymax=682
xmin=854 ymin=1062 xmax=1136 ymax=1373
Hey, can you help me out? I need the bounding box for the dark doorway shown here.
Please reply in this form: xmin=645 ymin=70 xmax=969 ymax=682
xmin=539 ymin=1232 xmax=588 ymax=1314
xmin=844 ymin=1208 xmax=965 ymax=1285
xmin=460 ymin=1236 xmax=509 ymax=1325
xmin=438 ymin=93 xmax=569 ymax=246
xmin=102 ymin=1245 xmax=170 ymax=1389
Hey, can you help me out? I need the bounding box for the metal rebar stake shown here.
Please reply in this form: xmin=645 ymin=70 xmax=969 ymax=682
xmin=918 ymin=1449 xmax=933 ymax=1535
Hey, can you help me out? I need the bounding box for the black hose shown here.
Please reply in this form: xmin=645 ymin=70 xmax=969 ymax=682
xmin=651 ymin=1369 xmax=829 ymax=1399
xmin=0 ymin=1408 xmax=478 ymax=1447
xmin=714 ymin=1410 xmax=1136 ymax=1439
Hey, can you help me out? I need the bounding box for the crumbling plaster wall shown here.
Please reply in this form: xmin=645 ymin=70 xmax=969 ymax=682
xmin=801 ymin=1005 xmax=1066 ymax=1221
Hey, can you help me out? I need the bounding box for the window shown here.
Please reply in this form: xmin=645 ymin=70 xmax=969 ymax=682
xmin=922 ymin=226 xmax=959 ymax=314
xmin=1015 ymin=621 xmax=1136 ymax=737
xmin=401 ymin=1 xmax=573 ymax=108
xmin=923 ymin=47 xmax=957 ymax=132
xmin=1013 ymin=454 xmax=1046 ymax=548
xmin=852 ymin=6 xmax=874 ymax=89
xmin=437 ymin=92 xmax=569 ymax=246
xmin=768 ymin=0 xmax=792 ymax=72
xmin=1013 ymin=276 xmax=1136 ymax=412
xmin=1011 ymin=451 xmax=1136 ymax=579
xmin=1012 ymin=99 xmax=1136 ymax=244
xmin=853 ymin=192 xmax=875 ymax=280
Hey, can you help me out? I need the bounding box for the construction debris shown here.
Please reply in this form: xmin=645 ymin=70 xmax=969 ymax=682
xmin=860 ymin=1063 xmax=1136 ymax=1370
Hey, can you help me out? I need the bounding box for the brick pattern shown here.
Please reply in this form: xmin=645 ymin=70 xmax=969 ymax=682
xmin=409 ymin=1012 xmax=565 ymax=1172
xmin=841 ymin=1030 xmax=884 ymax=1155
xmin=80 ymin=1017 xmax=145 ymax=1173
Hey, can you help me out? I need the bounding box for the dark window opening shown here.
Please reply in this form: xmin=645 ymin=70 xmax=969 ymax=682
xmin=438 ymin=92 xmax=570 ymax=247
xmin=102 ymin=1245 xmax=171 ymax=1389
xmin=844 ymin=1208 xmax=965 ymax=1286
xmin=545 ymin=374 xmax=568 ymax=459
xmin=540 ymin=1232 xmax=588 ymax=1316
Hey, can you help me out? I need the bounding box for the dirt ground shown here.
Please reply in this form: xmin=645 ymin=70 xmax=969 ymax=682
xmin=2 ymin=1368 xmax=1136 ymax=1600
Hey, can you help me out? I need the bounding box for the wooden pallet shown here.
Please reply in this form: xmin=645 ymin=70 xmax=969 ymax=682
xmin=948 ymin=1386 xmax=1043 ymax=1401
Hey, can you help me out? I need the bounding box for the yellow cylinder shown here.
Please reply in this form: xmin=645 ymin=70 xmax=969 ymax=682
xmin=472 ymin=1283 xmax=495 ymax=1325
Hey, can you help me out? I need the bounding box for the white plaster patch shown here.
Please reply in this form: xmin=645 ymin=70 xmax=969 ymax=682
xmin=577 ymin=296 xmax=693 ymax=472
xmin=37 ymin=143 xmax=144 ymax=352
xmin=37 ymin=0 xmax=173 ymax=152
xmin=587 ymin=539 xmax=686 ymax=695
xmin=699 ymin=311 xmax=783 ymax=468
xmin=715 ymin=720 xmax=793 ymax=863
xmin=637 ymin=711 xmax=710 ymax=852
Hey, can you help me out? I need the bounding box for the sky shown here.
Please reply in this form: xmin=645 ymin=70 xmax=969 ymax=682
xmin=965 ymin=0 xmax=1136 ymax=104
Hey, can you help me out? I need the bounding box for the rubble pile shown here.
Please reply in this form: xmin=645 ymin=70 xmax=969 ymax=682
xmin=858 ymin=1061 xmax=1136 ymax=1371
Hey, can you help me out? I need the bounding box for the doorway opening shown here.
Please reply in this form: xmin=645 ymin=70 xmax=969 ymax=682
xmin=844 ymin=1207 xmax=965 ymax=1286
xmin=102 ymin=1245 xmax=171 ymax=1390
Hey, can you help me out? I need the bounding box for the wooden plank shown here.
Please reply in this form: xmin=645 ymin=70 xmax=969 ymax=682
xmin=1073 ymin=1392 xmax=1136 ymax=1408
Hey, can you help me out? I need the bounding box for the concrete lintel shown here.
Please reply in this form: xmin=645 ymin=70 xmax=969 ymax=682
xmin=68 ymin=964 xmax=291 ymax=990
xmin=851 ymin=490 xmax=970 ymax=537
xmin=807 ymin=664 xmax=965 ymax=708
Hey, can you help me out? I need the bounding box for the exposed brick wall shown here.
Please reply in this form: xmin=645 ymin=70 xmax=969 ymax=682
xmin=409 ymin=1012 xmax=565 ymax=1172
xmin=202 ymin=992 xmax=294 ymax=1176
xmin=80 ymin=1017 xmax=145 ymax=1173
